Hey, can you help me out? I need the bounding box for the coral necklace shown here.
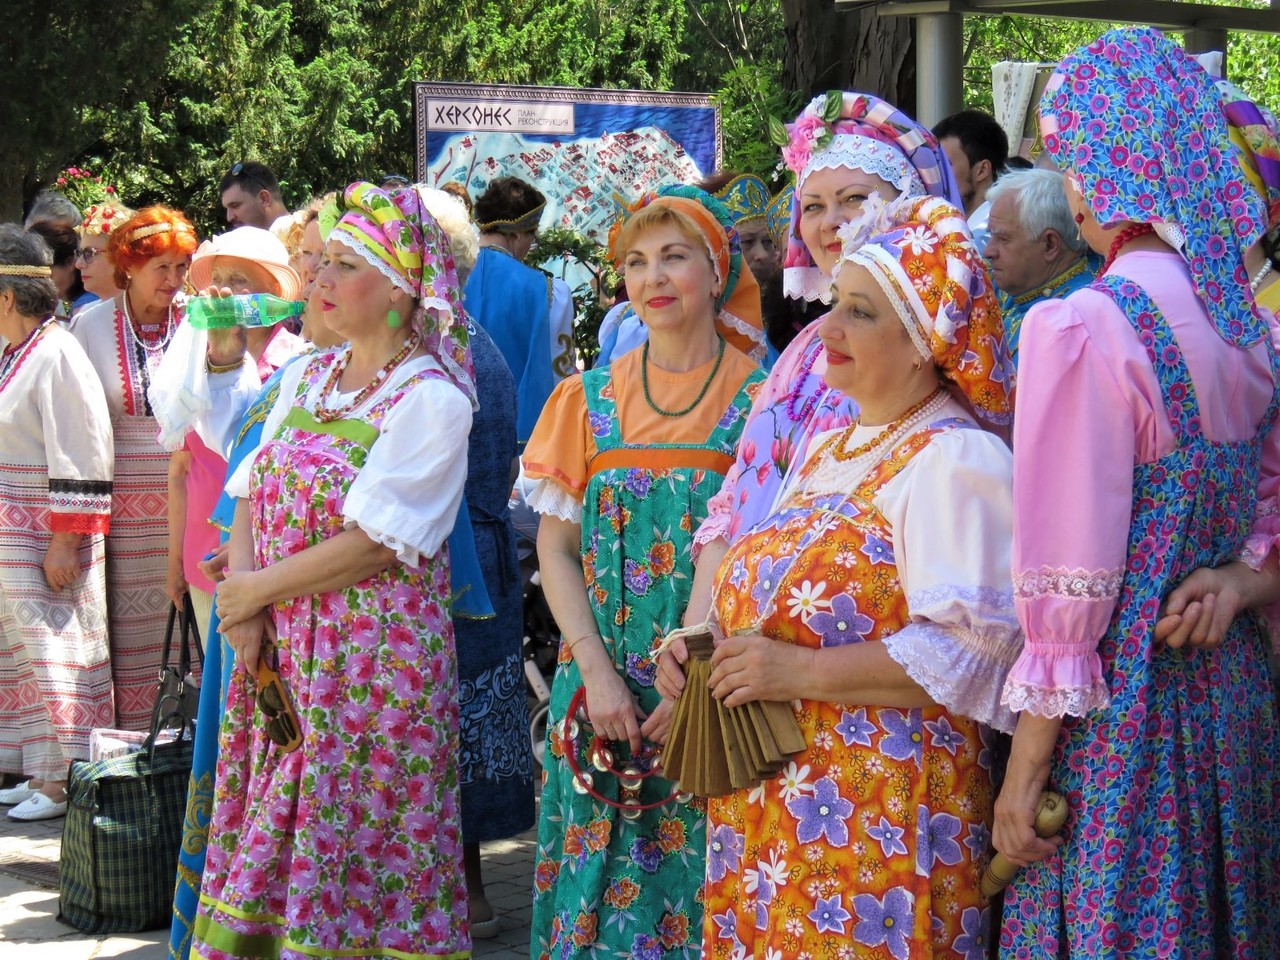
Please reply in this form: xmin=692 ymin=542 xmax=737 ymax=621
xmin=313 ymin=334 xmax=421 ymax=423
xmin=831 ymin=387 xmax=946 ymax=462
xmin=1101 ymin=222 xmax=1156 ymax=274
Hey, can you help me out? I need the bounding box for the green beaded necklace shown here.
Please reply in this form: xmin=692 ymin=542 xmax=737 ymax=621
xmin=641 ymin=336 xmax=726 ymax=418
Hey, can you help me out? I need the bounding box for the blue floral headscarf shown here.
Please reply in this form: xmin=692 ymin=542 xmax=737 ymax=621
xmin=1040 ymin=27 xmax=1268 ymax=346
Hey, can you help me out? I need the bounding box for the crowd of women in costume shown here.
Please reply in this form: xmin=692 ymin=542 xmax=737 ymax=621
xmin=1 ymin=23 xmax=1279 ymax=960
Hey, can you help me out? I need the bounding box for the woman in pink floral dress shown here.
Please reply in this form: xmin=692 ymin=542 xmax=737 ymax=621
xmin=191 ymin=183 xmax=477 ymax=960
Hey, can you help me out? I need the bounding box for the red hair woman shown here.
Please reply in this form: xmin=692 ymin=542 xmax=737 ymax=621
xmin=70 ymin=205 xmax=198 ymax=730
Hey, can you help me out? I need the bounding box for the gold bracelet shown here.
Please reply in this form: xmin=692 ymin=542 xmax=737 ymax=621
xmin=565 ymin=632 xmax=601 ymax=654
xmin=206 ymin=356 xmax=245 ymax=374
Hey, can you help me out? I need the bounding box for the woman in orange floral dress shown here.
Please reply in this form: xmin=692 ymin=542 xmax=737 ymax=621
xmin=670 ymin=196 xmax=1023 ymax=959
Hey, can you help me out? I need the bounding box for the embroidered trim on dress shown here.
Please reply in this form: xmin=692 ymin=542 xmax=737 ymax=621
xmin=524 ymin=478 xmax=582 ymax=523
xmin=51 ymin=512 xmax=111 ymax=535
xmin=907 ymin=584 xmax=1017 ymax=621
xmin=1012 ymin=566 xmax=1123 ymax=601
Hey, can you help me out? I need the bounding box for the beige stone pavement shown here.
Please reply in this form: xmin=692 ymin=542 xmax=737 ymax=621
xmin=0 ymin=807 xmax=536 ymax=958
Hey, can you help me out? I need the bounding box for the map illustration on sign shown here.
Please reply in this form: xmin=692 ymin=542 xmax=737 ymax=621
xmin=415 ymin=83 xmax=721 ymax=242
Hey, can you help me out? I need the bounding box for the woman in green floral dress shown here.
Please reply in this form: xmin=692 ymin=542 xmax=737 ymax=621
xmin=522 ymin=187 xmax=765 ymax=960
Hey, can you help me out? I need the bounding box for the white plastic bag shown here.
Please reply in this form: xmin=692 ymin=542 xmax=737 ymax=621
xmin=147 ymin=322 xmax=211 ymax=451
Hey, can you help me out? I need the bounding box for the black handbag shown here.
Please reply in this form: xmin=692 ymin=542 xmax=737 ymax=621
xmin=151 ymin=595 xmax=205 ymax=734
xmin=58 ymin=599 xmax=201 ymax=933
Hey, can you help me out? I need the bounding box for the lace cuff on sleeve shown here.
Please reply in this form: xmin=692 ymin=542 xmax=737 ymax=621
xmin=886 ymin=586 xmax=1023 ymax=733
xmin=692 ymin=499 xmax=732 ymax=561
xmin=526 ymin=478 xmax=582 ymax=523
xmin=1000 ymin=643 xmax=1110 ymax=719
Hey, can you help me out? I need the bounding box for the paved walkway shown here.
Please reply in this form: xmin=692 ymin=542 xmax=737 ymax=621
xmin=0 ymin=808 xmax=536 ymax=958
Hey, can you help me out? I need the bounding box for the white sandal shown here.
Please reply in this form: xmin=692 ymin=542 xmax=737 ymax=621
xmin=7 ymin=792 xmax=67 ymax=821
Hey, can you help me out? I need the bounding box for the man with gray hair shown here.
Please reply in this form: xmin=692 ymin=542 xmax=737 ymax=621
xmin=984 ymin=168 xmax=1102 ymax=364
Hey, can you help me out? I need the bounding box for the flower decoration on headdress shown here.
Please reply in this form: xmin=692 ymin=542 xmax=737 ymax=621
xmin=55 ymin=166 xmax=120 ymax=211
xmin=840 ymin=195 xmax=1014 ymax=425
xmin=774 ymin=91 xmax=964 ymax=303
xmin=772 ymin=92 xmax=844 ymax=176
xmin=79 ymin=203 xmax=134 ymax=238
xmin=607 ymin=184 xmax=765 ymax=361
xmin=1040 ymin=27 xmax=1267 ymax=347
xmin=330 ymin=181 xmax=477 ymax=407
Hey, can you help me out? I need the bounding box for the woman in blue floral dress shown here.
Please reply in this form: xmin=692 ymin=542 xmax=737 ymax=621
xmin=522 ymin=188 xmax=765 ymax=960
xmin=994 ymin=29 xmax=1280 ymax=957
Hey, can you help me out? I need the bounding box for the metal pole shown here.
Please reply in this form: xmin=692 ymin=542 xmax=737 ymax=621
xmin=916 ymin=13 xmax=964 ymax=128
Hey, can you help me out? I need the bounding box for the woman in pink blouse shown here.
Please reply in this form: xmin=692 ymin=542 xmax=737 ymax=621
xmin=993 ymin=29 xmax=1280 ymax=958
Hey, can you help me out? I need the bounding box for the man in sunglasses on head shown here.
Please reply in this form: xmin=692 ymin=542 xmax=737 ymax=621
xmin=219 ymin=161 xmax=291 ymax=230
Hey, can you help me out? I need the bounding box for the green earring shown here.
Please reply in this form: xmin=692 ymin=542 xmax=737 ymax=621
xmin=386 ymin=309 xmax=403 ymax=329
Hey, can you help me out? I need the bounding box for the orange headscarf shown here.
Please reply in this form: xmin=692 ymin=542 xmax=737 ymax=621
xmin=610 ymin=186 xmax=765 ymax=362
xmin=837 ymin=195 xmax=1014 ymax=425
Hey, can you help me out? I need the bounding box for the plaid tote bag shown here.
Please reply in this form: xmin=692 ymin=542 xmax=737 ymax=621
xmin=58 ymin=598 xmax=200 ymax=933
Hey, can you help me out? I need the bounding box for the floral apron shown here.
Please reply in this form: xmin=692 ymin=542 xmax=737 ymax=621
xmin=1001 ymin=276 xmax=1280 ymax=958
xmin=703 ymin=422 xmax=994 ymax=960
xmin=531 ymin=364 xmax=764 ymax=960
xmin=193 ymin=358 xmax=469 ymax=960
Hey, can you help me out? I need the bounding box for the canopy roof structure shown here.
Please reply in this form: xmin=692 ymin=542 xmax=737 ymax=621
xmin=834 ymin=0 xmax=1280 ymax=125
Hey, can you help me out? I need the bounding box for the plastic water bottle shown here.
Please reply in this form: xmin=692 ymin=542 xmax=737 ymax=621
xmin=185 ymin=294 xmax=304 ymax=330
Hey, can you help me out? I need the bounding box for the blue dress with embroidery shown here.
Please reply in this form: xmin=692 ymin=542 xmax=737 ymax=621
xmin=1000 ymin=276 xmax=1280 ymax=958
xmin=455 ymin=320 xmax=535 ymax=842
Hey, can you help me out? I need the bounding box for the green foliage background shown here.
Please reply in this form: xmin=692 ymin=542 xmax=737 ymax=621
xmin=8 ymin=1 xmax=1280 ymax=230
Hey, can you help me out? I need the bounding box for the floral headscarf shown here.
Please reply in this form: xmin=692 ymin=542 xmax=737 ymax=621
xmin=836 ymin=195 xmax=1014 ymax=425
xmin=1040 ymin=27 xmax=1268 ymax=347
xmin=330 ymin=181 xmax=476 ymax=405
xmin=1218 ymin=79 xmax=1280 ymax=228
xmin=608 ymin=184 xmax=765 ymax=361
xmin=780 ymin=91 xmax=965 ymax=303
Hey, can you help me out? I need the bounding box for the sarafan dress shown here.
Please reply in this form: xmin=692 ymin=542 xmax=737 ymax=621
xmin=702 ymin=395 xmax=1023 ymax=960
xmin=1000 ymin=260 xmax=1280 ymax=958
xmin=523 ymin=345 xmax=764 ymax=960
xmin=192 ymin=347 xmax=475 ymax=960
